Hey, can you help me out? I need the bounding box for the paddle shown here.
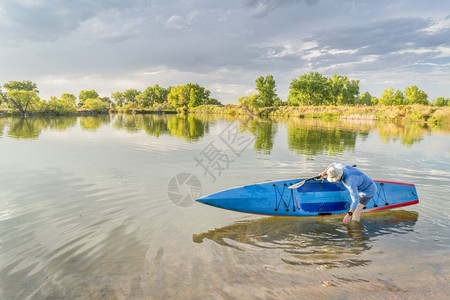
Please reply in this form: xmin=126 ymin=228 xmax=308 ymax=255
xmin=288 ymin=165 xmax=357 ymax=189
xmin=288 ymin=175 xmax=322 ymax=189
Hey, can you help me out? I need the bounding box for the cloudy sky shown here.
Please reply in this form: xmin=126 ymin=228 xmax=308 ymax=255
xmin=1 ymin=0 xmax=449 ymax=103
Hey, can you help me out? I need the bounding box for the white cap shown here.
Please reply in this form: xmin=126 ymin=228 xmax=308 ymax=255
xmin=327 ymin=164 xmax=343 ymax=182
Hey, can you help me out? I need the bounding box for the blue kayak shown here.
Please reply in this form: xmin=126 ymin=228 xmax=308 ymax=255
xmin=196 ymin=179 xmax=419 ymax=216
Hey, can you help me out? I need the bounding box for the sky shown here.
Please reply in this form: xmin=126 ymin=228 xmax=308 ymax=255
xmin=0 ymin=0 xmax=449 ymax=104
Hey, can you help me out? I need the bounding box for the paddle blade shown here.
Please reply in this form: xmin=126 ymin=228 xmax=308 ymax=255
xmin=289 ymin=175 xmax=322 ymax=189
xmin=288 ymin=179 xmax=307 ymax=189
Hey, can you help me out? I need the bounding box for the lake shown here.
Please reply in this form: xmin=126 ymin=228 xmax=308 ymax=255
xmin=0 ymin=114 xmax=449 ymax=299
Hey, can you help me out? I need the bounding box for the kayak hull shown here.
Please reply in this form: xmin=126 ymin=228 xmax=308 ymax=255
xmin=196 ymin=179 xmax=419 ymax=216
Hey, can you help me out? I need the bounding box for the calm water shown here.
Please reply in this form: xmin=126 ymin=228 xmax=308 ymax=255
xmin=0 ymin=114 xmax=449 ymax=299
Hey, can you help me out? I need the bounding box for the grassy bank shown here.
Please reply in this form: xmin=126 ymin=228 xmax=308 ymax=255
xmin=0 ymin=108 xmax=177 ymax=117
xmin=2 ymin=105 xmax=449 ymax=125
xmin=191 ymin=104 xmax=450 ymax=125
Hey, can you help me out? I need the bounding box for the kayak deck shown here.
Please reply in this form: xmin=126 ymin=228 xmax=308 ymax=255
xmin=196 ymin=179 xmax=419 ymax=216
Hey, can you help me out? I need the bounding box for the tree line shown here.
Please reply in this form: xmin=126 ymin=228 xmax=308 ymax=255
xmin=0 ymin=81 xmax=221 ymax=116
xmin=241 ymin=72 xmax=449 ymax=109
xmin=1 ymin=72 xmax=449 ymax=116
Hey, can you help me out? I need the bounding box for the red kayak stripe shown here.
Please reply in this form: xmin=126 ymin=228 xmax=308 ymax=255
xmin=374 ymin=180 xmax=416 ymax=187
xmin=364 ymin=199 xmax=419 ymax=213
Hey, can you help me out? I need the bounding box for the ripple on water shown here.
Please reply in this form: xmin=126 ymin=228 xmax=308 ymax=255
xmin=0 ymin=163 xmax=171 ymax=299
xmin=193 ymin=210 xmax=419 ymax=269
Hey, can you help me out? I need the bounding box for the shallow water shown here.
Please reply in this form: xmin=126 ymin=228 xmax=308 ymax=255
xmin=0 ymin=114 xmax=449 ymax=299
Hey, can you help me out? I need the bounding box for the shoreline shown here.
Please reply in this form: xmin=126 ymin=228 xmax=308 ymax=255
xmin=1 ymin=104 xmax=449 ymax=125
xmin=190 ymin=104 xmax=450 ymax=125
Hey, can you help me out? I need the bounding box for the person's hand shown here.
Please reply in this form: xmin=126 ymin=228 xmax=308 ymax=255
xmin=319 ymin=171 xmax=327 ymax=179
xmin=343 ymin=213 xmax=352 ymax=224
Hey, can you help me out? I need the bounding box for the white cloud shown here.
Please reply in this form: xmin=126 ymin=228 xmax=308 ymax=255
xmin=327 ymin=48 xmax=359 ymax=55
xmin=265 ymin=41 xmax=318 ymax=58
xmin=73 ymin=10 xmax=144 ymax=42
xmin=393 ymin=48 xmax=437 ymax=55
xmin=43 ymin=75 xmax=69 ymax=85
xmin=301 ymin=49 xmax=322 ymax=60
xmin=315 ymin=54 xmax=379 ymax=73
xmin=165 ymin=15 xmax=185 ymax=29
xmin=164 ymin=11 xmax=200 ymax=31
xmin=422 ymin=15 xmax=450 ymax=34
xmin=436 ymin=46 xmax=450 ymax=58
xmin=82 ymin=74 xmax=102 ymax=81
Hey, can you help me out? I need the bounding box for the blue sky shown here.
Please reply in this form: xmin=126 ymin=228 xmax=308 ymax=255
xmin=1 ymin=0 xmax=449 ymax=103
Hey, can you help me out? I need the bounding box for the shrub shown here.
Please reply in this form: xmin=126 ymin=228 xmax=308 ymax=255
xmin=81 ymin=98 xmax=110 ymax=112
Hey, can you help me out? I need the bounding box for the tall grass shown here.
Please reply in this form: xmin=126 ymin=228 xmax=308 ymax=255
xmin=190 ymin=104 xmax=450 ymax=124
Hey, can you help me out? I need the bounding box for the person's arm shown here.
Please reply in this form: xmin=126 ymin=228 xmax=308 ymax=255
xmin=343 ymin=182 xmax=358 ymax=224
xmin=319 ymin=163 xmax=334 ymax=178
xmin=345 ymin=179 xmax=359 ymax=211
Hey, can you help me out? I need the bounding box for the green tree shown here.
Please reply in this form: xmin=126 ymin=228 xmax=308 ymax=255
xmin=100 ymin=97 xmax=114 ymax=108
xmin=379 ymin=88 xmax=394 ymax=105
xmin=255 ymin=75 xmax=278 ymax=107
xmin=168 ymin=85 xmax=190 ymax=110
xmin=5 ymin=90 xmax=40 ymax=115
xmin=61 ymin=93 xmax=77 ymax=106
xmin=404 ymin=85 xmax=428 ymax=105
xmin=238 ymin=94 xmax=261 ymax=110
xmin=78 ymin=90 xmax=99 ymax=107
xmin=357 ymin=92 xmax=373 ymax=105
xmin=393 ymin=90 xmax=406 ymax=105
xmin=371 ymin=96 xmax=379 ymax=105
xmin=43 ymin=96 xmax=77 ymax=115
xmin=379 ymin=88 xmax=406 ymax=105
xmin=111 ymin=91 xmax=126 ymax=107
xmin=137 ymin=84 xmax=170 ymax=107
xmin=82 ymin=98 xmax=110 ymax=112
xmin=329 ymin=74 xmax=359 ymax=105
xmin=205 ymin=97 xmax=222 ymax=105
xmin=123 ymin=89 xmax=141 ymax=105
xmin=2 ymin=81 xmax=40 ymax=115
xmin=288 ymin=72 xmax=331 ymax=105
xmin=432 ymin=97 xmax=448 ymax=106
xmin=3 ymin=80 xmax=39 ymax=93
xmin=189 ymin=84 xmax=211 ymax=108
xmin=168 ymin=83 xmax=213 ymax=110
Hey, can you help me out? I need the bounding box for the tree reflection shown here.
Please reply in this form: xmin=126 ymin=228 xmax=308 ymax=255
xmin=377 ymin=122 xmax=424 ymax=146
xmin=79 ymin=115 xmax=111 ymax=131
xmin=167 ymin=115 xmax=209 ymax=141
xmin=0 ymin=117 xmax=6 ymax=137
xmin=193 ymin=210 xmax=418 ymax=268
xmin=113 ymin=114 xmax=210 ymax=141
xmin=142 ymin=115 xmax=169 ymax=137
xmin=5 ymin=117 xmax=77 ymax=139
xmin=1 ymin=114 xmax=447 ymax=147
xmin=242 ymin=118 xmax=277 ymax=154
xmin=285 ymin=119 xmax=368 ymax=156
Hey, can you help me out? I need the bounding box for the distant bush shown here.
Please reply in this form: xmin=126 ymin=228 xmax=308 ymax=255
xmin=39 ymin=97 xmax=77 ymax=115
xmin=81 ymin=98 xmax=110 ymax=112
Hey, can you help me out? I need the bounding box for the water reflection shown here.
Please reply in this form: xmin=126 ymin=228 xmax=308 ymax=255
xmin=377 ymin=122 xmax=424 ymax=146
xmin=244 ymin=119 xmax=277 ymax=154
xmin=285 ymin=119 xmax=370 ymax=156
xmin=193 ymin=210 xmax=418 ymax=269
xmin=0 ymin=115 xmax=448 ymax=150
xmin=3 ymin=117 xmax=77 ymax=139
xmin=79 ymin=115 xmax=111 ymax=131
xmin=114 ymin=114 xmax=210 ymax=141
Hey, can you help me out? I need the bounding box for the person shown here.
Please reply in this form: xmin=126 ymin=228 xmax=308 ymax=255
xmin=319 ymin=163 xmax=377 ymax=224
